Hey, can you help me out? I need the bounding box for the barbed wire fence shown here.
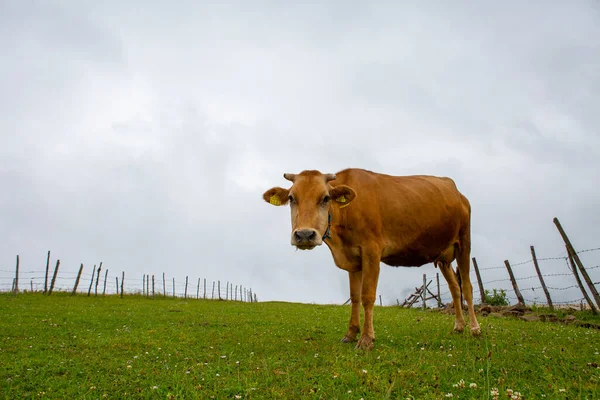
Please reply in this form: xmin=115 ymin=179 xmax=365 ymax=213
xmin=1 ymin=252 xmax=258 ymax=303
xmin=399 ymin=218 xmax=600 ymax=312
xmin=432 ymin=250 xmax=599 ymax=309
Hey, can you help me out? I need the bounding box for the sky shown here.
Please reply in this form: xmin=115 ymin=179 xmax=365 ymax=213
xmin=1 ymin=1 xmax=599 ymax=306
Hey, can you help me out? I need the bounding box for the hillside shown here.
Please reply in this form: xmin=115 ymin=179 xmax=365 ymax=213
xmin=1 ymin=293 xmax=599 ymax=399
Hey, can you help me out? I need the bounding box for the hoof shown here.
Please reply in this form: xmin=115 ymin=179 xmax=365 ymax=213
xmin=355 ymin=335 xmax=374 ymax=351
xmin=471 ymin=326 xmax=482 ymax=336
xmin=452 ymin=328 xmax=465 ymax=334
xmin=340 ymin=335 xmax=357 ymax=343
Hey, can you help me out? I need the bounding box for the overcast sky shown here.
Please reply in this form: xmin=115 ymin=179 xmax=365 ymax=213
xmin=1 ymin=1 xmax=599 ymax=305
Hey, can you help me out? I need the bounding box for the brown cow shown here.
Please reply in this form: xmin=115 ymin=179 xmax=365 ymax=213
xmin=263 ymin=168 xmax=481 ymax=350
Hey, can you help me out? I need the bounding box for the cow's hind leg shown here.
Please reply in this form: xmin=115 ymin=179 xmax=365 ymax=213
xmin=437 ymin=260 xmax=466 ymax=333
xmin=341 ymin=270 xmax=361 ymax=343
xmin=455 ymin=230 xmax=481 ymax=336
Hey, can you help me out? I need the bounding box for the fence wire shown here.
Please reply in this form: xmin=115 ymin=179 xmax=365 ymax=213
xmin=402 ymin=247 xmax=599 ymax=308
xmin=2 ymin=268 xmax=259 ymax=302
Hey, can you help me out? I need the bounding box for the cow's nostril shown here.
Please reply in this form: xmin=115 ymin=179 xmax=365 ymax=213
xmin=294 ymin=229 xmax=317 ymax=242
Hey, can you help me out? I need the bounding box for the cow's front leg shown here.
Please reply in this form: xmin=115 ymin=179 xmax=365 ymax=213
xmin=341 ymin=270 xmax=362 ymax=343
xmin=356 ymin=252 xmax=381 ymax=351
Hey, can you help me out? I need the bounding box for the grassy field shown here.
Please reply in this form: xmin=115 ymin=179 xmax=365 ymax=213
xmin=1 ymin=293 xmax=599 ymax=399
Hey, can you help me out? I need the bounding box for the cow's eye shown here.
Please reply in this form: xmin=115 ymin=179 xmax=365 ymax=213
xmin=322 ymin=195 xmax=331 ymax=204
xmin=288 ymin=195 xmax=294 ymax=203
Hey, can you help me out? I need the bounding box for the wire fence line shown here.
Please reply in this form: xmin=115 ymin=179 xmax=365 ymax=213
xmin=405 ymin=245 xmax=599 ymax=310
xmin=1 ymin=253 xmax=259 ymax=302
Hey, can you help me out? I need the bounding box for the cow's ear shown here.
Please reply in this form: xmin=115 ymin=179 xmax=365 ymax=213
xmin=330 ymin=185 xmax=356 ymax=207
xmin=263 ymin=187 xmax=290 ymax=206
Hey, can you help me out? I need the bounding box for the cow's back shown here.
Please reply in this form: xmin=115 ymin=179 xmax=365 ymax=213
xmin=331 ymin=168 xmax=470 ymax=267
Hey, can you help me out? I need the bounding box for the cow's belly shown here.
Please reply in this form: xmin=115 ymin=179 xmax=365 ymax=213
xmin=381 ymin=253 xmax=434 ymax=267
xmin=380 ymin=232 xmax=457 ymax=267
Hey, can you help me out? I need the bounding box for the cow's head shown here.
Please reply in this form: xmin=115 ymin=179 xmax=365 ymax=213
xmin=263 ymin=170 xmax=356 ymax=250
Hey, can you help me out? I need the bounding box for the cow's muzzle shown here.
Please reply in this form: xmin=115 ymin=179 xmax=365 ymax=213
xmin=291 ymin=229 xmax=322 ymax=250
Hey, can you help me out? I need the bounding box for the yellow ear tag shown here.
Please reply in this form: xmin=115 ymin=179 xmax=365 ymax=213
xmin=337 ymin=195 xmax=351 ymax=208
xmin=269 ymin=195 xmax=282 ymax=206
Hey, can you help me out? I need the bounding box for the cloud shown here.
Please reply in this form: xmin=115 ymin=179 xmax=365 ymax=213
xmin=2 ymin=1 xmax=599 ymax=306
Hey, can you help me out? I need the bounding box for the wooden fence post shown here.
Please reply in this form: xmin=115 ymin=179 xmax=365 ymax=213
xmin=44 ymin=250 xmax=50 ymax=294
xmin=94 ymin=262 xmax=102 ymax=296
xmin=235 ymin=285 xmax=238 ymax=301
xmin=203 ymin=279 xmax=206 ymax=299
xmin=567 ymin=247 xmax=597 ymax=314
xmin=197 ymin=278 xmax=200 ymax=299
xmin=554 ymin=217 xmax=600 ymax=309
xmin=212 ymin=281 xmax=215 ymax=299
xmin=103 ymin=269 xmax=108 ymax=296
xmin=218 ymin=280 xmax=221 ymax=300
xmin=48 ymin=260 xmax=60 ymax=295
xmin=30 ymin=280 xmax=33 ymax=292
xmin=116 ymin=277 xmax=119 ymax=295
xmin=185 ymin=276 xmax=189 ymax=299
xmin=143 ymin=275 xmax=146 ymax=296
xmin=504 ymin=260 xmax=525 ymax=304
xmin=14 ymin=255 xmax=20 ymax=294
xmin=530 ymin=246 xmax=553 ymax=309
xmin=72 ymin=264 xmax=84 ymax=296
xmin=152 ymin=275 xmax=155 ymax=299
xmin=120 ymin=272 xmax=124 ymax=298
xmin=471 ymin=257 xmax=485 ymax=304
xmin=87 ymin=265 xmax=96 ymax=297
xmin=436 ymin=273 xmax=443 ymax=307
xmin=147 ymin=274 xmax=150 ymax=297
xmin=422 ymin=274 xmax=426 ymax=310
xmin=162 ymin=273 xmax=166 ymax=297
xmin=172 ymin=278 xmax=176 ymax=298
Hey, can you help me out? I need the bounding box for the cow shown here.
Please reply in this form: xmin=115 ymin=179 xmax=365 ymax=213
xmin=263 ymin=168 xmax=481 ymax=350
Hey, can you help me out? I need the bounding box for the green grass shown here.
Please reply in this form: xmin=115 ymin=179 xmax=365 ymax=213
xmin=1 ymin=293 xmax=599 ymax=399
